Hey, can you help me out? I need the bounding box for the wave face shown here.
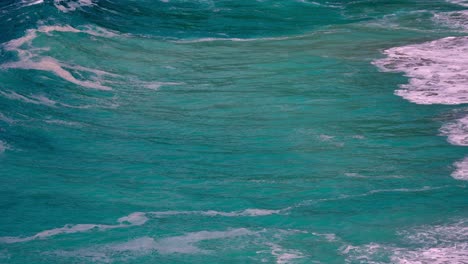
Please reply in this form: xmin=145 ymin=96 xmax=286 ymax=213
xmin=0 ymin=0 xmax=467 ymax=263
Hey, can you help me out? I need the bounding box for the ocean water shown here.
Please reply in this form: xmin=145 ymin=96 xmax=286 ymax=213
xmin=0 ymin=0 xmax=467 ymax=263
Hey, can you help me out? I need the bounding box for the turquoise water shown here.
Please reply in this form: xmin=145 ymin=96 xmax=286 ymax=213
xmin=0 ymin=0 xmax=467 ymax=263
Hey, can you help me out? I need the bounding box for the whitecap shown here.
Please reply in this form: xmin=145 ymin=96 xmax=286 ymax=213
xmin=452 ymin=157 xmax=468 ymax=180
xmin=440 ymin=115 xmax=468 ymax=146
xmin=373 ymin=36 xmax=468 ymax=105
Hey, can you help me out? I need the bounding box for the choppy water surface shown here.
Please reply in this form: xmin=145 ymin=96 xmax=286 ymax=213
xmin=0 ymin=0 xmax=467 ymax=263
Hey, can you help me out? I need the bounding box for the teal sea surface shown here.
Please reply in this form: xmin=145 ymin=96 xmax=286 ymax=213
xmin=0 ymin=0 xmax=467 ymax=263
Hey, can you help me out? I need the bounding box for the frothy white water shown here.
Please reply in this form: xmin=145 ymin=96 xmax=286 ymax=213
xmin=343 ymin=220 xmax=468 ymax=264
xmin=267 ymin=243 xmax=305 ymax=264
xmin=373 ymin=36 xmax=468 ymax=105
xmin=1 ymin=25 xmax=116 ymax=90
xmin=0 ymin=212 xmax=148 ymax=244
xmin=452 ymin=157 xmax=468 ymax=180
xmin=440 ymin=116 xmax=467 ymax=181
xmin=54 ymin=0 xmax=95 ymax=13
xmin=434 ymin=10 xmax=468 ymax=32
xmin=440 ymin=115 xmax=468 ymax=146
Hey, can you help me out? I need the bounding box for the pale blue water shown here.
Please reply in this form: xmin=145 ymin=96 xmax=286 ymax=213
xmin=0 ymin=0 xmax=467 ymax=263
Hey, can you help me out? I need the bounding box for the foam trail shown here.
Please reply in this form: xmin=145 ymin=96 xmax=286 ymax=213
xmin=0 ymin=208 xmax=281 ymax=244
xmin=52 ymin=228 xmax=254 ymax=261
xmin=149 ymin=208 xmax=284 ymax=217
xmin=0 ymin=90 xmax=57 ymax=107
xmin=0 ymin=212 xmax=148 ymax=244
xmin=21 ymin=0 xmax=44 ymax=7
xmin=173 ymin=36 xmax=294 ymax=43
xmin=151 ymin=228 xmax=253 ymax=254
xmin=1 ymin=25 xmax=116 ymax=90
xmin=297 ymin=186 xmax=446 ymax=208
xmin=2 ymin=57 xmax=111 ymax=90
xmin=54 ymin=0 xmax=95 ymax=12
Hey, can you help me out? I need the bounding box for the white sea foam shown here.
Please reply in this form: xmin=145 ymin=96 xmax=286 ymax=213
xmin=54 ymin=0 xmax=95 ymax=13
xmin=433 ymin=10 xmax=468 ymax=31
xmin=343 ymin=220 xmax=468 ymax=264
xmin=373 ymin=36 xmax=468 ymax=105
xmin=267 ymin=243 xmax=305 ymax=264
xmin=452 ymin=157 xmax=468 ymax=180
xmin=393 ymin=220 xmax=468 ymax=263
xmin=113 ymin=228 xmax=252 ymax=254
xmin=440 ymin=115 xmax=468 ymax=146
xmin=51 ymin=228 xmax=254 ymax=262
xmin=152 ymin=228 xmax=253 ymax=254
xmin=0 ymin=212 xmax=148 ymax=244
xmin=0 ymin=89 xmax=91 ymax=108
xmin=1 ymin=25 xmax=117 ymax=90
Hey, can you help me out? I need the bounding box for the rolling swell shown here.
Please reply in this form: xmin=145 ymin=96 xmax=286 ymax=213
xmin=0 ymin=0 xmax=467 ymax=263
